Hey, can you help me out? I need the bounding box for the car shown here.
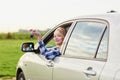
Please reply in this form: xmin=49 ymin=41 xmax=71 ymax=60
xmin=16 ymin=12 xmax=120 ymax=80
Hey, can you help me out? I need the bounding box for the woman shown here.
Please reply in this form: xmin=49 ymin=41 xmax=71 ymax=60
xmin=30 ymin=27 xmax=67 ymax=60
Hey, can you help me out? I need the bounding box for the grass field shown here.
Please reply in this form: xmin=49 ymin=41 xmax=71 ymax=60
xmin=0 ymin=39 xmax=37 ymax=78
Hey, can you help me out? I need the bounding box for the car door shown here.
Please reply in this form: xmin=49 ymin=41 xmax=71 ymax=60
xmin=53 ymin=19 xmax=108 ymax=80
xmin=25 ymin=21 xmax=73 ymax=80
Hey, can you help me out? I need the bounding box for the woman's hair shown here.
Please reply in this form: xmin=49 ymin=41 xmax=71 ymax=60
xmin=55 ymin=27 xmax=67 ymax=36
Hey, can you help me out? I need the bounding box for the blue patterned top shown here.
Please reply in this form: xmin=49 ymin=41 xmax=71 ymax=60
xmin=39 ymin=41 xmax=61 ymax=60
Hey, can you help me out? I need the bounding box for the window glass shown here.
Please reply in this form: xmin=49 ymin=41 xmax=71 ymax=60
xmin=65 ymin=21 xmax=106 ymax=59
xmin=97 ymin=28 xmax=108 ymax=60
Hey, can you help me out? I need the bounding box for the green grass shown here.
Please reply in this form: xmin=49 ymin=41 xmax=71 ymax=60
xmin=0 ymin=39 xmax=37 ymax=77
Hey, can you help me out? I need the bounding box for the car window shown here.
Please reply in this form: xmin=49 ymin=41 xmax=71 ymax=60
xmin=45 ymin=22 xmax=72 ymax=48
xmin=46 ymin=39 xmax=55 ymax=48
xmin=97 ymin=28 xmax=108 ymax=60
xmin=64 ymin=21 xmax=107 ymax=59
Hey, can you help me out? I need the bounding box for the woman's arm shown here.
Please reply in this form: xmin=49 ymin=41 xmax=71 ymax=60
xmin=29 ymin=29 xmax=61 ymax=60
xmin=39 ymin=40 xmax=61 ymax=60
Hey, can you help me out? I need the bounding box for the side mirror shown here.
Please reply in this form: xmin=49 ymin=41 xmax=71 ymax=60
xmin=21 ymin=42 xmax=34 ymax=52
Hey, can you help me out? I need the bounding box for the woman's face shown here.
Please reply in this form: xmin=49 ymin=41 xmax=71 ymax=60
xmin=53 ymin=30 xmax=65 ymax=46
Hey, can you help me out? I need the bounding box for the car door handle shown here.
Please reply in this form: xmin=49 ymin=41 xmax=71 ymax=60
xmin=46 ymin=64 xmax=53 ymax=67
xmin=46 ymin=61 xmax=54 ymax=67
xmin=82 ymin=67 xmax=96 ymax=76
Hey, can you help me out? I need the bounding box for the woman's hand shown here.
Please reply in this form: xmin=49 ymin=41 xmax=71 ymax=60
xmin=29 ymin=29 xmax=42 ymax=41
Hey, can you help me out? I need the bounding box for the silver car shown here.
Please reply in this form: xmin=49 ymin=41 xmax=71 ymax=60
xmin=16 ymin=12 xmax=120 ymax=80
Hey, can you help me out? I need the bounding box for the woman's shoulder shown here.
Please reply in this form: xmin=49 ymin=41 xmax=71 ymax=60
xmin=47 ymin=46 xmax=59 ymax=51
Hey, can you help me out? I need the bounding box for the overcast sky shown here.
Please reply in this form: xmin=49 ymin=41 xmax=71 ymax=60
xmin=0 ymin=0 xmax=120 ymax=33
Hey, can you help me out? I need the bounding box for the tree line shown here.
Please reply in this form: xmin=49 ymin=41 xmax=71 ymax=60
xmin=0 ymin=32 xmax=46 ymax=39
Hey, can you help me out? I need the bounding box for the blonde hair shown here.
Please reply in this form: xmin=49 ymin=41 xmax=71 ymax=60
xmin=55 ymin=27 xmax=67 ymax=36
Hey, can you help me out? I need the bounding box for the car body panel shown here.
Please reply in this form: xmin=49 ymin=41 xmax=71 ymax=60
xmin=17 ymin=53 xmax=53 ymax=80
xmin=53 ymin=57 xmax=106 ymax=80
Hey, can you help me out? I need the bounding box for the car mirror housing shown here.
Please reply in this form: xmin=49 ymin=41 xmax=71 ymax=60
xmin=21 ymin=42 xmax=34 ymax=52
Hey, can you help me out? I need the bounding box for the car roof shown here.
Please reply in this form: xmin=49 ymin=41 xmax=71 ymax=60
xmin=67 ymin=13 xmax=120 ymax=26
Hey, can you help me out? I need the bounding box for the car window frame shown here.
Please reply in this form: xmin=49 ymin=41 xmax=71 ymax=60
xmin=62 ymin=18 xmax=109 ymax=62
xmin=42 ymin=21 xmax=74 ymax=48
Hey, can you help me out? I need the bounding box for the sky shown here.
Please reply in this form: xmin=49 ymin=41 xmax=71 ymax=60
xmin=0 ymin=0 xmax=120 ymax=33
